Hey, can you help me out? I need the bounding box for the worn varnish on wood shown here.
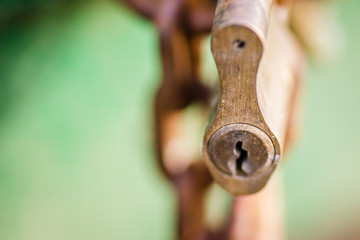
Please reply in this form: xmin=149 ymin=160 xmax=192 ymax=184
xmin=203 ymin=0 xmax=300 ymax=195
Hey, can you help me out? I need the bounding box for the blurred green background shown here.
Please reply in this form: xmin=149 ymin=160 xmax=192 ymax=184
xmin=0 ymin=0 xmax=359 ymax=239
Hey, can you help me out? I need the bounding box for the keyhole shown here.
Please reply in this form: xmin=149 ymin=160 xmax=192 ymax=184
xmin=234 ymin=142 xmax=252 ymax=175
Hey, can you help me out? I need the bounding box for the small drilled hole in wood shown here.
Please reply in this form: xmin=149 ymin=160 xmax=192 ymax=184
xmin=233 ymin=39 xmax=246 ymax=49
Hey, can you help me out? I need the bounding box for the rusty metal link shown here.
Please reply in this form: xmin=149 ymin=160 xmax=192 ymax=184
xmin=121 ymin=0 xmax=220 ymax=239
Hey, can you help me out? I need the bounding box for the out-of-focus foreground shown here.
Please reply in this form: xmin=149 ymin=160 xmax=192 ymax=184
xmin=0 ymin=0 xmax=359 ymax=239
